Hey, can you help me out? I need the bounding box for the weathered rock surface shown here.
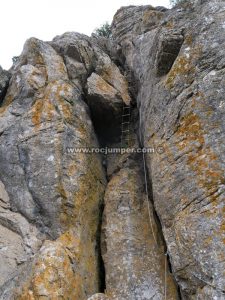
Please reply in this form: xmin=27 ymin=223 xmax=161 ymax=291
xmin=51 ymin=32 xmax=130 ymax=144
xmin=112 ymin=0 xmax=225 ymax=298
xmin=88 ymin=293 xmax=111 ymax=300
xmin=0 ymin=0 xmax=225 ymax=299
xmin=51 ymin=32 xmax=130 ymax=104
xmin=0 ymin=180 xmax=41 ymax=288
xmin=0 ymin=36 xmax=108 ymax=299
xmin=102 ymin=156 xmax=178 ymax=299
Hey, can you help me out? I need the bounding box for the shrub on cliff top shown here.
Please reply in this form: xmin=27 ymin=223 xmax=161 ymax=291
xmin=94 ymin=22 xmax=112 ymax=38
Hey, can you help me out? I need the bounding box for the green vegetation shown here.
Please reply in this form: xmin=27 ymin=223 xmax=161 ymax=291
xmin=94 ymin=22 xmax=112 ymax=38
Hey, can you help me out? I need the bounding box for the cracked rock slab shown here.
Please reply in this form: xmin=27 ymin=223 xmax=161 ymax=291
xmin=102 ymin=162 xmax=178 ymax=300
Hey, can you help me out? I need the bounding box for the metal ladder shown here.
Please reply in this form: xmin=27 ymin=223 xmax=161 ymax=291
xmin=121 ymin=104 xmax=131 ymax=148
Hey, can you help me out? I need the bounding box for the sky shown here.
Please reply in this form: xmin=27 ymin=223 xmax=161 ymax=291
xmin=0 ymin=0 xmax=170 ymax=69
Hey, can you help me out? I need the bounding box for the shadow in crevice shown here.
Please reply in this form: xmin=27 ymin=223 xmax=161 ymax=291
xmin=98 ymin=202 xmax=106 ymax=293
xmin=140 ymin=150 xmax=182 ymax=299
xmin=90 ymin=103 xmax=122 ymax=147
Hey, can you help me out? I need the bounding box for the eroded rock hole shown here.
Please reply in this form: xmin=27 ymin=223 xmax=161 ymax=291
xmin=88 ymin=100 xmax=123 ymax=146
xmin=156 ymin=31 xmax=184 ymax=76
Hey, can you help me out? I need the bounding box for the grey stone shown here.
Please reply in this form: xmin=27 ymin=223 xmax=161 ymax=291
xmin=102 ymin=157 xmax=178 ymax=299
xmin=0 ymin=1 xmax=225 ymax=299
xmin=111 ymin=0 xmax=225 ymax=298
xmin=88 ymin=294 xmax=110 ymax=300
xmin=0 ymin=37 xmax=106 ymax=298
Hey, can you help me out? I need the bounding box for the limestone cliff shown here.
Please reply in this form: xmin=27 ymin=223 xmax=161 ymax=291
xmin=0 ymin=0 xmax=225 ymax=299
xmin=110 ymin=1 xmax=225 ymax=298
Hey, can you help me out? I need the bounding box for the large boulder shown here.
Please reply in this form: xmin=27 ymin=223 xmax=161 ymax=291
xmin=0 ymin=37 xmax=106 ymax=299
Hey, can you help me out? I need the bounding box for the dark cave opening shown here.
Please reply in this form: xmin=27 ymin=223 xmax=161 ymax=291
xmin=89 ymin=99 xmax=123 ymax=147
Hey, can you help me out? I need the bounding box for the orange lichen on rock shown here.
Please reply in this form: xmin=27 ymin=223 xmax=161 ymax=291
xmin=184 ymin=34 xmax=193 ymax=47
xmin=0 ymin=95 xmax=14 ymax=115
xmin=175 ymin=111 xmax=225 ymax=203
xmin=165 ymin=55 xmax=195 ymax=89
xmin=165 ymin=20 xmax=174 ymax=29
xmin=31 ymin=81 xmax=74 ymax=129
xmin=142 ymin=9 xmax=164 ymax=27
xmin=95 ymin=75 xmax=117 ymax=96
xmin=97 ymin=65 xmax=131 ymax=105
xmin=16 ymin=233 xmax=87 ymax=300
xmin=165 ymin=45 xmax=202 ymax=89
xmin=31 ymin=96 xmax=55 ymax=128
xmin=31 ymin=99 xmax=44 ymax=127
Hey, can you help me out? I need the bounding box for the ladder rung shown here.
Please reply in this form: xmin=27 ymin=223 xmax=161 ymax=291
xmin=121 ymin=104 xmax=132 ymax=146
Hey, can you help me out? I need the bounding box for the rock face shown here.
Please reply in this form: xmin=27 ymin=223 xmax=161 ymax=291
xmin=102 ymin=154 xmax=178 ymax=299
xmin=0 ymin=36 xmax=110 ymax=299
xmin=111 ymin=0 xmax=225 ymax=299
xmin=0 ymin=0 xmax=225 ymax=299
xmin=88 ymin=293 xmax=110 ymax=300
xmin=0 ymin=180 xmax=41 ymax=290
xmin=51 ymin=32 xmax=131 ymax=144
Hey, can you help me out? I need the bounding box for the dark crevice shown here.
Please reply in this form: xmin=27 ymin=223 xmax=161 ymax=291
xmin=123 ymin=58 xmax=181 ymax=296
xmin=84 ymin=86 xmax=135 ymax=293
xmin=83 ymin=99 xmax=113 ymax=292
xmin=97 ymin=202 xmax=106 ymax=293
xmin=140 ymin=149 xmax=181 ymax=299
xmin=0 ymin=74 xmax=10 ymax=106
xmin=0 ymin=86 xmax=9 ymax=106
xmin=84 ymin=52 xmax=181 ymax=296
